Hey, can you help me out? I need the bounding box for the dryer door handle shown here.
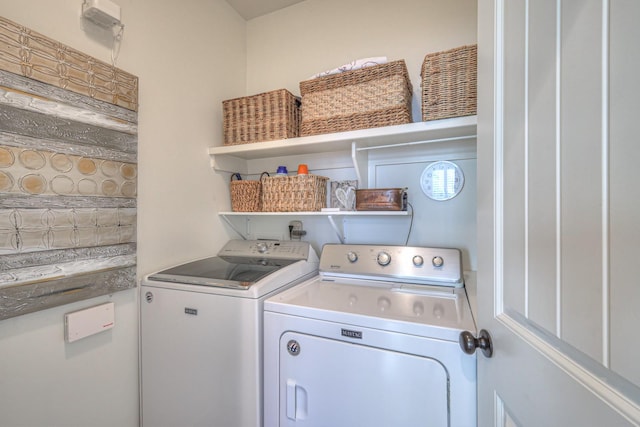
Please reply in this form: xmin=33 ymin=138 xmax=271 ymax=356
xmin=286 ymin=379 xmax=296 ymax=420
xmin=286 ymin=379 xmax=308 ymax=420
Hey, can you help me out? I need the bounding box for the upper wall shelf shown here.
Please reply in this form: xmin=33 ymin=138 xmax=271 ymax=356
xmin=208 ymin=115 xmax=478 ymax=177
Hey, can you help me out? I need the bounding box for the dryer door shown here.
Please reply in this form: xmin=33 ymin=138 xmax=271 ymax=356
xmin=278 ymin=331 xmax=448 ymax=426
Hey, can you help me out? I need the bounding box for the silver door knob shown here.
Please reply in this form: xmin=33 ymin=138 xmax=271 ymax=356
xmin=459 ymin=329 xmax=493 ymax=358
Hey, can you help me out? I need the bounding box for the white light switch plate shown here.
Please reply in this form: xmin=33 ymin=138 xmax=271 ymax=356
xmin=65 ymin=302 xmax=115 ymax=343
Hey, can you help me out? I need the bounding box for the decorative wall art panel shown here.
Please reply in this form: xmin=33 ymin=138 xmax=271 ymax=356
xmin=0 ymin=17 xmax=138 ymax=111
xmin=0 ymin=16 xmax=138 ymax=321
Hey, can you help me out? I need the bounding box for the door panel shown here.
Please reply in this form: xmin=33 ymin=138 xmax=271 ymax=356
xmin=477 ymin=0 xmax=640 ymax=425
xmin=609 ymin=0 xmax=640 ymax=389
xmin=558 ymin=0 xmax=604 ymax=362
xmin=526 ymin=0 xmax=559 ymax=334
xmin=502 ymin=0 xmax=527 ymax=316
xmin=278 ymin=332 xmax=449 ymax=426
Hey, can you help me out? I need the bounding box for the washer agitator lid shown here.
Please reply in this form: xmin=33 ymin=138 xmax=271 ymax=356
xmin=148 ymin=256 xmax=297 ymax=289
xmin=148 ymin=240 xmax=314 ymax=290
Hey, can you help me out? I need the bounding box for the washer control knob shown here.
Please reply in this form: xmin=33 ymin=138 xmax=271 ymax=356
xmin=347 ymin=251 xmax=358 ymax=263
xmin=412 ymin=255 xmax=424 ymax=266
xmin=256 ymin=242 xmax=268 ymax=253
xmin=377 ymin=251 xmax=391 ymax=266
xmin=432 ymin=256 xmax=444 ymax=268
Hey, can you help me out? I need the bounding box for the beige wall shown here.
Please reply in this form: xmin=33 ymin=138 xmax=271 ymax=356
xmin=0 ymin=0 xmax=477 ymax=425
xmin=0 ymin=1 xmax=245 ymax=425
xmin=246 ymin=0 xmax=477 ymax=120
xmin=242 ymin=0 xmax=478 ymax=265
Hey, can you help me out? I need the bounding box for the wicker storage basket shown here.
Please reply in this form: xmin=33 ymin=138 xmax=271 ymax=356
xmin=223 ymin=89 xmax=301 ymax=145
xmin=299 ymin=60 xmax=413 ymax=136
xmin=421 ymin=44 xmax=477 ymax=121
xmin=229 ymin=172 xmax=268 ymax=212
xmin=262 ymin=174 xmax=329 ymax=212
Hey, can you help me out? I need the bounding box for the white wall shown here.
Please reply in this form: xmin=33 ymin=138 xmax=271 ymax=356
xmin=246 ymin=0 xmax=477 ymax=120
xmin=241 ymin=0 xmax=478 ymax=269
xmin=0 ymin=0 xmax=478 ymax=425
xmin=0 ymin=1 xmax=245 ymax=425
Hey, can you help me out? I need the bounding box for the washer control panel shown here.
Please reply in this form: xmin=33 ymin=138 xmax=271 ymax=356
xmin=319 ymin=244 xmax=463 ymax=287
xmin=218 ymin=240 xmax=310 ymax=260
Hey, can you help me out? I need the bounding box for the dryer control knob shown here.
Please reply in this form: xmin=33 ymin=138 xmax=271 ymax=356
xmin=432 ymin=256 xmax=444 ymax=267
xmin=412 ymin=255 xmax=424 ymax=266
xmin=347 ymin=251 xmax=358 ymax=263
xmin=377 ymin=251 xmax=391 ymax=266
xmin=256 ymin=242 xmax=268 ymax=253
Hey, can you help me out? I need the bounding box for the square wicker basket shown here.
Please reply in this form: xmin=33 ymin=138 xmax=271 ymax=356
xmin=261 ymin=174 xmax=329 ymax=212
xmin=421 ymin=44 xmax=477 ymax=121
xmin=229 ymin=172 xmax=269 ymax=212
xmin=223 ymin=89 xmax=301 ymax=145
xmin=299 ymin=60 xmax=413 ymax=136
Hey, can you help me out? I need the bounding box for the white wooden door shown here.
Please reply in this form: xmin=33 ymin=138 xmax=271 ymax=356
xmin=477 ymin=1 xmax=640 ymax=426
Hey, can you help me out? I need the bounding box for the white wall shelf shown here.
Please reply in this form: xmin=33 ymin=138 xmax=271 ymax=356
xmin=214 ymin=116 xmax=476 ymax=243
xmin=209 ymin=115 xmax=478 ymax=186
xmin=219 ymin=210 xmax=411 ymax=243
xmin=218 ymin=211 xmax=409 ymax=216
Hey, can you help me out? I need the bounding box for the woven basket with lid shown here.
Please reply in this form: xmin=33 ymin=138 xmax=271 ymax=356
xmin=299 ymin=60 xmax=413 ymax=136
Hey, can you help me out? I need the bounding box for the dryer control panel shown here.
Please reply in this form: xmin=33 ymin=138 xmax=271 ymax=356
xmin=319 ymin=244 xmax=463 ymax=287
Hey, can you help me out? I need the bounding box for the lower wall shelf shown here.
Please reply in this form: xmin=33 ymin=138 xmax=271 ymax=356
xmin=218 ymin=211 xmax=409 ymax=216
xmin=219 ymin=210 xmax=411 ymax=243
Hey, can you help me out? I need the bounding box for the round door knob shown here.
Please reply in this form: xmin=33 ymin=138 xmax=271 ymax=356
xmin=377 ymin=251 xmax=391 ymax=266
xmin=459 ymin=329 xmax=493 ymax=358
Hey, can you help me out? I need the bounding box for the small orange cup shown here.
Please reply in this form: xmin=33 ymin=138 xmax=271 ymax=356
xmin=297 ymin=164 xmax=309 ymax=175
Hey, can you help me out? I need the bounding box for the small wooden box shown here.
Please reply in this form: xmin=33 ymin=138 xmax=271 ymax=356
xmin=355 ymin=188 xmax=407 ymax=211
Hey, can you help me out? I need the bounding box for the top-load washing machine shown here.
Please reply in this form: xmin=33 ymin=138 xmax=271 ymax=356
xmin=140 ymin=239 xmax=319 ymax=427
xmin=264 ymin=243 xmax=477 ymax=427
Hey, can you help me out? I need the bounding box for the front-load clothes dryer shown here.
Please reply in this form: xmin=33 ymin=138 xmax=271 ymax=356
xmin=140 ymin=240 xmax=318 ymax=427
xmin=264 ymin=244 xmax=477 ymax=427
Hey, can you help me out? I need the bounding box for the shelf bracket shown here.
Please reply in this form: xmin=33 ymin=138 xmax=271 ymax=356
xmin=351 ymin=141 xmax=368 ymax=188
xmin=326 ymin=215 xmax=345 ymax=244
xmin=209 ymin=152 xmax=249 ymax=174
xmin=220 ymin=214 xmax=248 ymax=240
